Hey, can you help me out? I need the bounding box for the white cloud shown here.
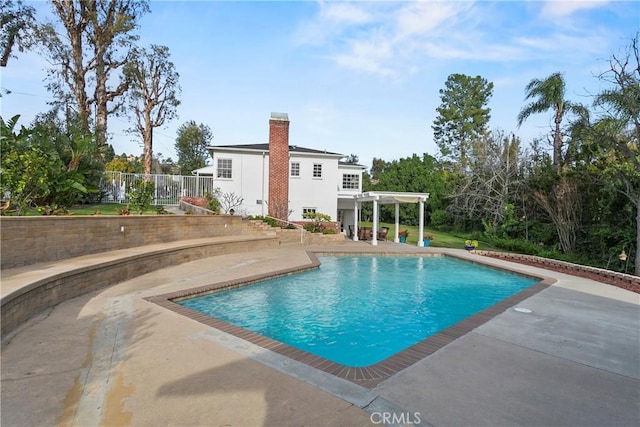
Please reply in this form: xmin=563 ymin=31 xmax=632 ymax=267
xmin=541 ymin=0 xmax=610 ymax=18
xmin=321 ymin=2 xmax=372 ymax=25
xmin=394 ymin=1 xmax=467 ymax=40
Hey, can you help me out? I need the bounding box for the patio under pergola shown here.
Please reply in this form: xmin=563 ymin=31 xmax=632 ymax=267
xmin=352 ymin=191 xmax=430 ymax=246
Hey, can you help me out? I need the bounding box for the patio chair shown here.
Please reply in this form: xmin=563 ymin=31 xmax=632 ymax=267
xmin=378 ymin=227 xmax=389 ymax=241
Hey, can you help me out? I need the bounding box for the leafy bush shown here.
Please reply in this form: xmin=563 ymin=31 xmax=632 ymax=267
xmin=207 ymin=197 xmax=221 ymax=213
xmin=322 ymin=229 xmax=336 ymax=234
xmin=38 ymin=204 xmax=72 ymax=216
xmin=249 ymin=215 xmax=284 ymax=227
xmin=492 ymin=238 xmax=544 ymax=256
xmin=303 ymin=211 xmax=332 ymax=233
xmin=429 ymin=209 xmax=451 ymax=227
xmin=128 ymin=180 xmax=155 ymax=214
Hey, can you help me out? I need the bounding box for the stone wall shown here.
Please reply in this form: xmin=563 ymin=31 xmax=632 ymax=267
xmin=1 ymin=215 xmax=249 ymax=269
xmin=477 ymin=250 xmax=639 ymax=294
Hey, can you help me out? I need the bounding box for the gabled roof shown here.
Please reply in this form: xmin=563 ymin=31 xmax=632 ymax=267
xmin=207 ymin=143 xmax=342 ymax=157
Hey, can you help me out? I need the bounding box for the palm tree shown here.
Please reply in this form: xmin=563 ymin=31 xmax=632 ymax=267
xmin=517 ymin=72 xmax=586 ymax=172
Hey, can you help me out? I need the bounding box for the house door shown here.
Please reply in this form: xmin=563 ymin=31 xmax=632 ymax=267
xmin=338 ymin=210 xmax=344 ymax=232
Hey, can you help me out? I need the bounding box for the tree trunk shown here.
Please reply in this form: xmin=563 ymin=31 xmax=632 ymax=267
xmin=534 ymin=176 xmax=578 ymax=253
xmin=143 ymin=109 xmax=153 ymax=175
xmin=553 ymin=105 xmax=563 ymax=172
xmin=52 ymin=0 xmax=91 ymax=133
xmin=636 ymin=198 xmax=640 ymax=276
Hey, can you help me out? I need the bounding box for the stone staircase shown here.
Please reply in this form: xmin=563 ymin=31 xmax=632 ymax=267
xmin=244 ymin=220 xmax=346 ymax=246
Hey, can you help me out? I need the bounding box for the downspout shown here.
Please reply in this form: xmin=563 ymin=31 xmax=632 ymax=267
xmin=261 ymin=151 xmax=266 ymax=216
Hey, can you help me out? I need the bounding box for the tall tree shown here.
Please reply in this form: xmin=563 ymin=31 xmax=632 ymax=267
xmin=89 ymin=0 xmax=148 ymax=149
xmin=124 ymin=44 xmax=180 ymax=175
xmin=593 ymin=33 xmax=640 ymax=275
xmin=42 ymin=0 xmax=148 ymax=148
xmin=450 ymin=129 xmax=527 ymax=235
xmin=43 ymin=0 xmax=92 ymax=133
xmin=432 ymin=73 xmax=493 ymax=170
xmin=517 ymin=72 xmax=587 ymax=172
xmin=370 ymin=157 xmax=387 ymax=181
xmin=1 ymin=0 xmax=37 ymax=67
xmin=175 ymin=121 xmax=213 ymax=174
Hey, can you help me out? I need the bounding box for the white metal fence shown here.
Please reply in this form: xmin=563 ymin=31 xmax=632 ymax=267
xmin=101 ymin=172 xmax=216 ymax=205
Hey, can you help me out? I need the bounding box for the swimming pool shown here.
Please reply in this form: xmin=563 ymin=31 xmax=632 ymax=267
xmin=178 ymin=255 xmax=539 ymax=367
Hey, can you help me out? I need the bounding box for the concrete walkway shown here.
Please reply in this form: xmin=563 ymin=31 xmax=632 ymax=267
xmin=1 ymin=243 xmax=638 ymax=426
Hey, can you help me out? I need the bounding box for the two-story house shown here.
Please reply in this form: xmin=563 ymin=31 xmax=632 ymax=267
xmin=195 ymin=113 xmax=366 ymax=232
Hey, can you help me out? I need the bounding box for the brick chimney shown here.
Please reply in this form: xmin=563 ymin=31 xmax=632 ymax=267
xmin=268 ymin=112 xmax=290 ymax=220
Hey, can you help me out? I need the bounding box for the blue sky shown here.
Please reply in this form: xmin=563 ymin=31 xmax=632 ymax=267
xmin=2 ymin=0 xmax=638 ymax=168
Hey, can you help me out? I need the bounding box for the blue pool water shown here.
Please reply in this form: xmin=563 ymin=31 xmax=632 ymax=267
xmin=179 ymin=256 xmax=538 ymax=367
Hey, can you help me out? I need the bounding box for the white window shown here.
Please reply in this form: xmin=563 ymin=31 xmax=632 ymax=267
xmin=291 ymin=162 xmax=300 ymax=177
xmin=313 ymin=163 xmax=322 ymax=178
xmin=217 ymin=159 xmax=232 ymax=179
xmin=302 ymin=207 xmax=316 ymax=218
xmin=342 ymin=174 xmax=359 ymax=190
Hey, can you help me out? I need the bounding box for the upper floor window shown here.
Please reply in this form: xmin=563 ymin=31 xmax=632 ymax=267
xmin=217 ymin=158 xmax=232 ymax=179
xmin=342 ymin=174 xmax=360 ymax=190
xmin=313 ymin=163 xmax=322 ymax=178
xmin=291 ymin=162 xmax=300 ymax=177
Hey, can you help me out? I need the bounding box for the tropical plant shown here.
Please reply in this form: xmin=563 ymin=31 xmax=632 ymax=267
xmin=517 ymin=72 xmax=588 ymax=172
xmin=0 ymin=115 xmax=93 ymax=214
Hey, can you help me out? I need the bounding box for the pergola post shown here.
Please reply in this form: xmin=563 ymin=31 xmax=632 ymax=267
xmin=372 ymin=197 xmax=379 ymax=246
xmin=394 ymin=203 xmax=400 ymax=242
xmin=353 ymin=199 xmax=359 ymax=241
xmin=418 ymin=198 xmax=425 ymax=247
xmin=352 ymin=191 xmax=430 ymax=247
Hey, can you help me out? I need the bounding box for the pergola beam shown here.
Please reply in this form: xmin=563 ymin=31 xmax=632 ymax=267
xmin=352 ymin=191 xmax=430 ymax=246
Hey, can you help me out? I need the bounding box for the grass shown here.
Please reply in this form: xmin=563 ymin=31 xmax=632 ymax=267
xmin=18 ymin=204 xmax=495 ymax=251
xmin=18 ymin=203 xmax=166 ymax=216
xmin=359 ymin=221 xmax=499 ymax=251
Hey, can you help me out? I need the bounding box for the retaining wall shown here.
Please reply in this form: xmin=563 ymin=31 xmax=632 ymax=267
xmin=1 ymin=215 xmax=250 ymax=269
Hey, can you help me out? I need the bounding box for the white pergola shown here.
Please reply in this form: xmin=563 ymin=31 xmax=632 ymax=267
xmin=352 ymin=191 xmax=430 ymax=246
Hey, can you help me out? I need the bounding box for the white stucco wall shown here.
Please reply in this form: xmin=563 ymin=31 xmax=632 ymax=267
xmin=210 ymin=150 xmax=269 ymax=217
xmin=207 ymin=147 xmax=365 ymax=224
xmin=288 ymin=154 xmax=339 ymax=221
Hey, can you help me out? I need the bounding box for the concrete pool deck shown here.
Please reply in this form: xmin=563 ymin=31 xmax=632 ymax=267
xmin=1 ymin=242 xmax=639 ymax=426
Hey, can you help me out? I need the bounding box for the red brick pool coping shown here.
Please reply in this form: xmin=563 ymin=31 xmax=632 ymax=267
xmin=145 ymin=252 xmax=554 ymax=388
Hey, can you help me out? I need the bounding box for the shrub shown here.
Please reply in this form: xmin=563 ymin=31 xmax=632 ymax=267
xmin=128 ymin=180 xmax=155 ymax=214
xmin=492 ymin=238 xmax=543 ymax=256
xmin=207 ymin=197 xmax=221 ymax=214
xmin=303 ymin=211 xmax=332 ymax=233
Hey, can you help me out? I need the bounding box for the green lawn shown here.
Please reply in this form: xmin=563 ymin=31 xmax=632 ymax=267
xmin=358 ymin=221 xmax=499 ymax=251
xmin=18 ymin=203 xmax=167 ymax=216
xmin=19 ymin=205 xmax=494 ymax=251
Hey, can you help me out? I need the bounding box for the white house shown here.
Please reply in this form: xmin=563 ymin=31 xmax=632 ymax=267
xmin=194 ymin=113 xmax=366 ymax=231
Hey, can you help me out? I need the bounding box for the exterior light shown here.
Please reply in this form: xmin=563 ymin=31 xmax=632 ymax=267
xmin=619 ymin=250 xmax=627 ymax=262
xmin=229 ymin=208 xmax=235 ymax=216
